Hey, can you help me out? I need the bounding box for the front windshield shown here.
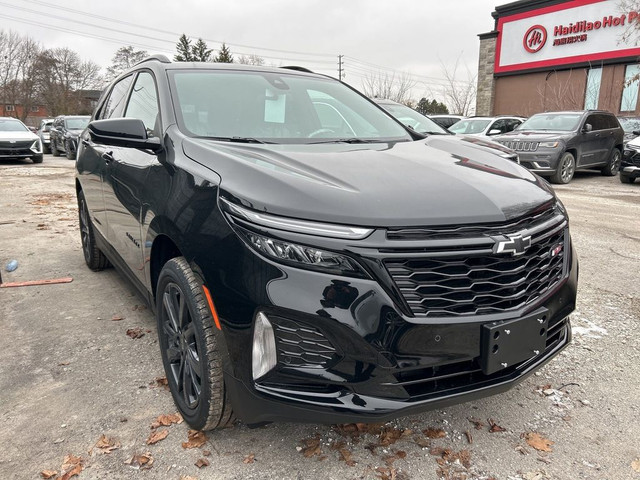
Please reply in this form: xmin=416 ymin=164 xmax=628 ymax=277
xmin=517 ymin=113 xmax=581 ymax=132
xmin=169 ymin=70 xmax=412 ymax=144
xmin=449 ymin=119 xmax=491 ymax=134
xmin=618 ymin=117 xmax=640 ymax=133
xmin=65 ymin=117 xmax=90 ymax=130
xmin=0 ymin=119 xmax=29 ymax=132
xmin=377 ymin=102 xmax=447 ymax=135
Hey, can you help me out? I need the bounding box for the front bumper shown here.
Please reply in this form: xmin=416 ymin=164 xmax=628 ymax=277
xmin=517 ymin=150 xmax=564 ymax=175
xmin=621 ymin=149 xmax=640 ymax=178
xmin=216 ymin=229 xmax=578 ymax=425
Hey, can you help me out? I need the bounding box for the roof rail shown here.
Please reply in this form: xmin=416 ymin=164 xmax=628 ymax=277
xmin=134 ymin=54 xmax=171 ymax=66
xmin=280 ymin=66 xmax=314 ymax=73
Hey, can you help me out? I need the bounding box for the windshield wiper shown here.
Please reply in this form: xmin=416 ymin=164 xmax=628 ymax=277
xmin=206 ymin=136 xmax=273 ymax=144
xmin=308 ymin=138 xmax=381 ymax=144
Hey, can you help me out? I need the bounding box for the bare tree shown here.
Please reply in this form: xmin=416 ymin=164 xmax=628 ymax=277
xmin=238 ymin=54 xmax=265 ymax=66
xmin=36 ymin=47 xmax=103 ymax=115
xmin=437 ymin=57 xmax=477 ymax=116
xmin=361 ymin=71 xmax=416 ymax=104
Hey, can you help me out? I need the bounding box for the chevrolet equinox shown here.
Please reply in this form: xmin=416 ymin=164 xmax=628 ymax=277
xmin=75 ymin=56 xmax=578 ymax=430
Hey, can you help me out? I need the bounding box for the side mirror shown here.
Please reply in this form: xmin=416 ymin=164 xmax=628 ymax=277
xmin=582 ymin=123 xmax=593 ymax=133
xmin=488 ymin=129 xmax=501 ymax=136
xmin=88 ymin=118 xmax=162 ymax=152
xmin=633 ymin=130 xmax=640 ymax=136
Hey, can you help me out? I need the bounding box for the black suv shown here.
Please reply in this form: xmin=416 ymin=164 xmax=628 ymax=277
xmin=493 ymin=110 xmax=624 ymax=184
xmin=76 ymin=56 xmax=577 ymax=430
xmin=50 ymin=115 xmax=90 ymax=159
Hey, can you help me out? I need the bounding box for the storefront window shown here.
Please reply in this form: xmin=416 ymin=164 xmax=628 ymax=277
xmin=584 ymin=68 xmax=601 ymax=110
xmin=621 ymin=64 xmax=640 ymax=112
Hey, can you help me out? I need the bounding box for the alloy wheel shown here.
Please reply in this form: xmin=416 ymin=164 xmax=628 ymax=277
xmin=79 ymin=198 xmax=92 ymax=264
xmin=561 ymin=154 xmax=575 ymax=183
xmin=161 ymin=282 xmax=203 ymax=410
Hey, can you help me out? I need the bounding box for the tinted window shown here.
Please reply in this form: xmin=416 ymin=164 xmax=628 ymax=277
xmin=100 ymin=75 xmax=134 ymax=120
xmin=489 ymin=119 xmax=507 ymax=134
xmin=603 ymin=114 xmax=619 ymax=129
xmin=125 ymin=72 xmax=160 ymax=137
xmin=586 ymin=114 xmax=607 ymax=131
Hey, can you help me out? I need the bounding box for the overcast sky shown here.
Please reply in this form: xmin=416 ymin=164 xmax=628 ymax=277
xmin=1 ymin=0 xmax=501 ymax=102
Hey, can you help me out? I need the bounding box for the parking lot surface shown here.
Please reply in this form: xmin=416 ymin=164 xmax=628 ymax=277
xmin=1 ymin=155 xmax=639 ymax=480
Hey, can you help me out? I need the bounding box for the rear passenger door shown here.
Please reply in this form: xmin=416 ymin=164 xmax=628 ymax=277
xmin=578 ymin=114 xmax=609 ymax=166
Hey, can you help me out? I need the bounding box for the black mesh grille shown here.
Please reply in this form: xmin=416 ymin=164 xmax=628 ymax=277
xmin=385 ymin=211 xmax=567 ymax=318
xmin=0 ymin=140 xmax=33 ymax=156
xmin=272 ymin=318 xmax=337 ymax=368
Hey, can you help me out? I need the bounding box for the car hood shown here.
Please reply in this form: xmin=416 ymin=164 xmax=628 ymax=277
xmin=494 ymin=130 xmax=571 ymax=141
xmin=183 ymin=136 xmax=555 ymax=227
xmin=0 ymin=131 xmax=38 ymax=141
xmin=453 ymin=134 xmax=517 ymax=158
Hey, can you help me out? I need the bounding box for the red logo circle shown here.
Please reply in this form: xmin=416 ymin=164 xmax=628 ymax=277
xmin=523 ymin=25 xmax=547 ymax=53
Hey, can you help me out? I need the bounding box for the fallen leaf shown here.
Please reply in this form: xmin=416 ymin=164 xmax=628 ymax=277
xmin=152 ymin=376 xmax=169 ymax=389
xmin=524 ymin=432 xmax=554 ymax=452
xmin=93 ymin=434 xmax=120 ymax=454
xmin=195 ymin=458 xmax=210 ymax=468
xmin=464 ymin=430 xmax=473 ymax=444
xmin=468 ymin=417 xmax=485 ymax=430
xmin=182 ymin=430 xmax=208 ymax=449
xmin=243 ymin=453 xmax=255 ymax=464
xmin=40 ymin=471 xmax=57 ymax=479
xmin=146 ymin=429 xmax=169 ymax=445
xmin=300 ymin=435 xmax=322 ymax=457
xmin=111 ymin=315 xmax=124 ymax=321
xmin=375 ymin=466 xmax=397 ymax=480
xmin=202 ymin=450 xmax=211 ymax=456
xmin=339 ymin=448 xmax=356 ymax=466
xmin=633 ymin=459 xmax=640 ymax=473
xmin=125 ymin=452 xmax=154 ymax=470
xmin=414 ymin=436 xmax=431 ymax=448
xmin=58 ymin=455 xmax=84 ymax=480
xmin=59 ymin=464 xmax=82 ymax=480
xmin=126 ymin=327 xmax=145 ymax=339
xmin=423 ymin=427 xmax=446 ymax=439
xmin=58 ymin=362 xmax=70 ymax=366
xmin=383 ymin=450 xmax=407 ymax=466
xmin=488 ymin=418 xmax=506 ymax=433
xmin=151 ymin=413 xmax=183 ymax=429
xmin=378 ymin=426 xmax=410 ymax=446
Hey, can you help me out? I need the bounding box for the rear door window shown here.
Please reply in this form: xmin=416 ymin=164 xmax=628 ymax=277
xmin=99 ymin=75 xmax=134 ymax=120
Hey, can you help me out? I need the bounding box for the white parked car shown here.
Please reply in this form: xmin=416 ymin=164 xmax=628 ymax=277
xmin=0 ymin=117 xmax=43 ymax=163
xmin=449 ymin=116 xmax=525 ymax=137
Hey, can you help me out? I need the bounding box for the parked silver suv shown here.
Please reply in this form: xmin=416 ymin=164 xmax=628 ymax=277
xmin=493 ymin=110 xmax=624 ymax=184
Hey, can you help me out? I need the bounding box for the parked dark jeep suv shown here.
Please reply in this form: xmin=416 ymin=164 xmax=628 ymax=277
xmin=76 ymin=56 xmax=577 ymax=430
xmin=50 ymin=115 xmax=90 ymax=159
xmin=494 ymin=111 xmax=624 ymax=184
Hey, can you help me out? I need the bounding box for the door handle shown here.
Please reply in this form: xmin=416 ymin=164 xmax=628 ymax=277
xmin=102 ymin=151 xmax=115 ymax=164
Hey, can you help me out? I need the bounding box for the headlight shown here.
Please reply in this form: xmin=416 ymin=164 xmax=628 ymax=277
xmin=237 ymin=227 xmax=367 ymax=277
xmin=539 ymin=141 xmax=560 ymax=148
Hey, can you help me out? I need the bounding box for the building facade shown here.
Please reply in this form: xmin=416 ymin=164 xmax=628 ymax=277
xmin=476 ymin=0 xmax=640 ymax=116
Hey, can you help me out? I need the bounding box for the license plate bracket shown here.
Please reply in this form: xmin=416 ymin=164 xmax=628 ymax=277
xmin=481 ymin=308 xmax=549 ymax=375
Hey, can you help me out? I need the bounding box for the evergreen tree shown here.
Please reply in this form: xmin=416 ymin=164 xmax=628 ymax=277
xmin=416 ymin=97 xmax=449 ymax=115
xmin=192 ymin=38 xmax=213 ymax=62
xmin=174 ymin=34 xmax=194 ymax=62
xmin=215 ymin=43 xmax=234 ymax=63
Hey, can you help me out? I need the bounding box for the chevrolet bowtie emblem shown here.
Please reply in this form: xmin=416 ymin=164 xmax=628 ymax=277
xmin=494 ymin=234 xmax=532 ymax=256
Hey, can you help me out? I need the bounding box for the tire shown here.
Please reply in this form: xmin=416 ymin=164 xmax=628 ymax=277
xmin=51 ymin=139 xmax=60 ymax=157
xmin=32 ymin=154 xmax=43 ymax=164
xmin=551 ymin=152 xmax=576 ymax=184
xmin=65 ymin=140 xmax=76 ymax=160
xmin=620 ymin=174 xmax=636 ymax=184
xmin=601 ymin=148 xmax=621 ymax=176
xmin=77 ymin=190 xmax=110 ymax=271
xmin=156 ymin=257 xmax=234 ymax=431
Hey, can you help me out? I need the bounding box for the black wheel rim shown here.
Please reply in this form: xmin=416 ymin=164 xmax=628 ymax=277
xmin=79 ymin=198 xmax=92 ymax=263
xmin=161 ymin=283 xmax=202 ymax=411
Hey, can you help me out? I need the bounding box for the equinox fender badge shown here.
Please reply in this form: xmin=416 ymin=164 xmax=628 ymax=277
xmin=494 ymin=234 xmax=532 ymax=256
